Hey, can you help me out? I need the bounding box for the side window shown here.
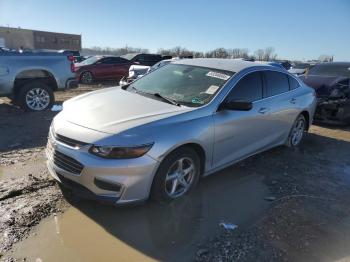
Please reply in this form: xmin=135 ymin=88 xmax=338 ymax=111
xmin=226 ymin=72 xmax=263 ymax=103
xmin=264 ymin=71 xmax=289 ymax=97
xmin=109 ymin=57 xmax=128 ymax=64
xmin=135 ymin=55 xmax=145 ymax=62
xmin=100 ymin=58 xmax=112 ymax=64
xmin=288 ymin=76 xmax=300 ymax=90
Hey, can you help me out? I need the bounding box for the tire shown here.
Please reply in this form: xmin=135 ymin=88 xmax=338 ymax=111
xmin=286 ymin=114 xmax=306 ymax=147
xmin=80 ymin=71 xmax=93 ymax=84
xmin=151 ymin=147 xmax=201 ymax=202
xmin=18 ymin=81 xmax=54 ymax=111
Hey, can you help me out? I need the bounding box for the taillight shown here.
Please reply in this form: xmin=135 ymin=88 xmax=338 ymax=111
xmin=71 ymin=63 xmax=76 ymax=73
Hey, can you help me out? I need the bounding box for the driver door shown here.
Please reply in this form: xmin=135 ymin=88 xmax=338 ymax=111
xmin=212 ymin=71 xmax=274 ymax=168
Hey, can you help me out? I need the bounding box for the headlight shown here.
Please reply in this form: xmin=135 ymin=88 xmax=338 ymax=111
xmin=89 ymin=143 xmax=154 ymax=159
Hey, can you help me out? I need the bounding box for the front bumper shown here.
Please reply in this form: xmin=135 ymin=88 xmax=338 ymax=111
xmin=46 ymin=133 xmax=159 ymax=205
xmin=314 ymin=98 xmax=350 ymax=125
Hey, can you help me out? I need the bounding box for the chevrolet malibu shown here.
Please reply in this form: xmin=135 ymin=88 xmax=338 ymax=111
xmin=46 ymin=59 xmax=316 ymax=204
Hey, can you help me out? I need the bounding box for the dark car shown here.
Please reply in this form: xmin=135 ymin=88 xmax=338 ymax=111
xmin=121 ymin=53 xmax=163 ymax=66
xmin=299 ymin=62 xmax=350 ymax=125
xmin=75 ymin=56 xmax=132 ymax=84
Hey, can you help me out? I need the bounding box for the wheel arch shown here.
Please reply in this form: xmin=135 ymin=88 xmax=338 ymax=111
xmin=300 ymin=110 xmax=310 ymax=131
xmin=13 ymin=69 xmax=58 ymax=99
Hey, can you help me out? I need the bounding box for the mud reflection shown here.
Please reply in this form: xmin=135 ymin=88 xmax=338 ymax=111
xmin=9 ymin=166 xmax=269 ymax=262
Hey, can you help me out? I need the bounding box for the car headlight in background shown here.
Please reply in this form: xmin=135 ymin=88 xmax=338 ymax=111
xmin=89 ymin=143 xmax=154 ymax=159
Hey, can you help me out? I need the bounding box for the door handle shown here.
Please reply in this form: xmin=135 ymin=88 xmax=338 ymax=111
xmin=258 ymin=107 xmax=269 ymax=114
xmin=290 ymin=98 xmax=297 ymax=104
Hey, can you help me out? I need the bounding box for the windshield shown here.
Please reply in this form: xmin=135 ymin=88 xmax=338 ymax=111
xmin=308 ymin=64 xmax=350 ymax=77
xmin=128 ymin=64 xmax=234 ymax=107
xmin=78 ymin=56 xmax=101 ymax=65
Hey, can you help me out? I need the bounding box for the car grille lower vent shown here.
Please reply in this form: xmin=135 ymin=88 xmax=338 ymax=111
xmin=53 ymin=150 xmax=84 ymax=174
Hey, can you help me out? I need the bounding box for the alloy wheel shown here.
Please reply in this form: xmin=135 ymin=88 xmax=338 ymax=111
xmin=81 ymin=72 xmax=93 ymax=84
xmin=165 ymin=157 xmax=196 ymax=198
xmin=25 ymin=88 xmax=50 ymax=111
xmin=291 ymin=117 xmax=305 ymax=146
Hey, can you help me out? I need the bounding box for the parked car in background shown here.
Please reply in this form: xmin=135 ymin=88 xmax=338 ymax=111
xmin=119 ymin=64 xmax=150 ymax=86
xmin=289 ymin=63 xmax=311 ymax=75
xmin=47 ymin=59 xmax=316 ymax=205
xmin=272 ymin=60 xmax=292 ymax=70
xmin=0 ymin=50 xmax=77 ymax=111
xmin=299 ymin=62 xmax=350 ymax=124
xmin=119 ymin=59 xmax=176 ymax=86
xmin=121 ymin=53 xmax=163 ymax=66
xmin=75 ymin=55 xmax=132 ymax=84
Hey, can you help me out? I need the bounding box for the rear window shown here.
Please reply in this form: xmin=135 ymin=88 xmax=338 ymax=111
xmin=264 ymin=71 xmax=289 ymax=97
xmin=288 ymin=76 xmax=300 ymax=90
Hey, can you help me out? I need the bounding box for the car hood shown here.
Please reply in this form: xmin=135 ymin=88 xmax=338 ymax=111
xmin=61 ymin=87 xmax=191 ymax=134
xmin=299 ymin=75 xmax=349 ymax=97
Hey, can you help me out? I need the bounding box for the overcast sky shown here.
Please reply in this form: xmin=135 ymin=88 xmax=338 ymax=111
xmin=0 ymin=0 xmax=349 ymax=61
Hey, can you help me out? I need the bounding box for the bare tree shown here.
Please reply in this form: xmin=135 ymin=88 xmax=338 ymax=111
xmin=318 ymin=54 xmax=333 ymax=62
xmin=254 ymin=49 xmax=265 ymax=60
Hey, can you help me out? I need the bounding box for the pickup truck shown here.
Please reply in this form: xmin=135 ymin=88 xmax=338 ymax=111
xmin=0 ymin=50 xmax=78 ymax=111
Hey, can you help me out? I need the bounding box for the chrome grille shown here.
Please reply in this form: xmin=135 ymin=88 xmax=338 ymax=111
xmin=53 ymin=150 xmax=84 ymax=174
xmin=55 ymin=133 xmax=88 ymax=148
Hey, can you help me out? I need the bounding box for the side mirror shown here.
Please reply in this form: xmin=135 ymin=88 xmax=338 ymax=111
xmin=218 ymin=101 xmax=253 ymax=111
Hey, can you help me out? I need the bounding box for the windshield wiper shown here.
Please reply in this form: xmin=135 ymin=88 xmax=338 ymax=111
xmin=130 ymin=86 xmax=180 ymax=106
xmin=152 ymin=93 xmax=181 ymax=106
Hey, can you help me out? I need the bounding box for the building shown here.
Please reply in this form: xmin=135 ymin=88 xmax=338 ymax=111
xmin=0 ymin=26 xmax=81 ymax=51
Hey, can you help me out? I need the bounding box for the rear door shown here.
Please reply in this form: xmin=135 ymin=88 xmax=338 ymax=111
xmin=260 ymin=70 xmax=300 ymax=145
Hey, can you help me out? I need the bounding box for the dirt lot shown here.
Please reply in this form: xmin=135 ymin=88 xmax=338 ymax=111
xmin=1 ymin=85 xmax=350 ymax=261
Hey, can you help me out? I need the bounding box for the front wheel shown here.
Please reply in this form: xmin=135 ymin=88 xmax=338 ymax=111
xmin=18 ymin=81 xmax=54 ymax=111
xmin=151 ymin=147 xmax=201 ymax=202
xmin=286 ymin=114 xmax=306 ymax=147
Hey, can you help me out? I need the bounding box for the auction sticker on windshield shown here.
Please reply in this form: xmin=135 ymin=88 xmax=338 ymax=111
xmin=205 ymin=85 xmax=220 ymax=94
xmin=206 ymin=71 xmax=230 ymax=80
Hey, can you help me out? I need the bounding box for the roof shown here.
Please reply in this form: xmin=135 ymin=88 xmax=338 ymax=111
xmin=173 ymin=58 xmax=267 ymax=73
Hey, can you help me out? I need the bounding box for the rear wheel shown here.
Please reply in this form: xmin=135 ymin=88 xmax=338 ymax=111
xmin=18 ymin=81 xmax=54 ymax=111
xmin=80 ymin=71 xmax=93 ymax=84
xmin=151 ymin=147 xmax=201 ymax=202
xmin=286 ymin=114 xmax=306 ymax=147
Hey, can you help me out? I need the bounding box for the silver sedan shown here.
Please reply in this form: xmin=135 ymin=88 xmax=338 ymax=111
xmin=46 ymin=59 xmax=316 ymax=204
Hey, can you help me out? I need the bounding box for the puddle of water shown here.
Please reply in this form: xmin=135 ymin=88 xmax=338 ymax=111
xmin=8 ymin=166 xmax=270 ymax=262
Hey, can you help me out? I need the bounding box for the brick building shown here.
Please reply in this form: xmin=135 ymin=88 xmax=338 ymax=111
xmin=0 ymin=26 xmax=81 ymax=51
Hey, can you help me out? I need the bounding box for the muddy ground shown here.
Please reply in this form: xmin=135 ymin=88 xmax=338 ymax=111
xmin=1 ymin=84 xmax=350 ymax=261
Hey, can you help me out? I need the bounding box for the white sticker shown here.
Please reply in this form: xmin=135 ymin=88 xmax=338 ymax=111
xmin=206 ymin=71 xmax=230 ymax=80
xmin=205 ymin=85 xmax=220 ymax=94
